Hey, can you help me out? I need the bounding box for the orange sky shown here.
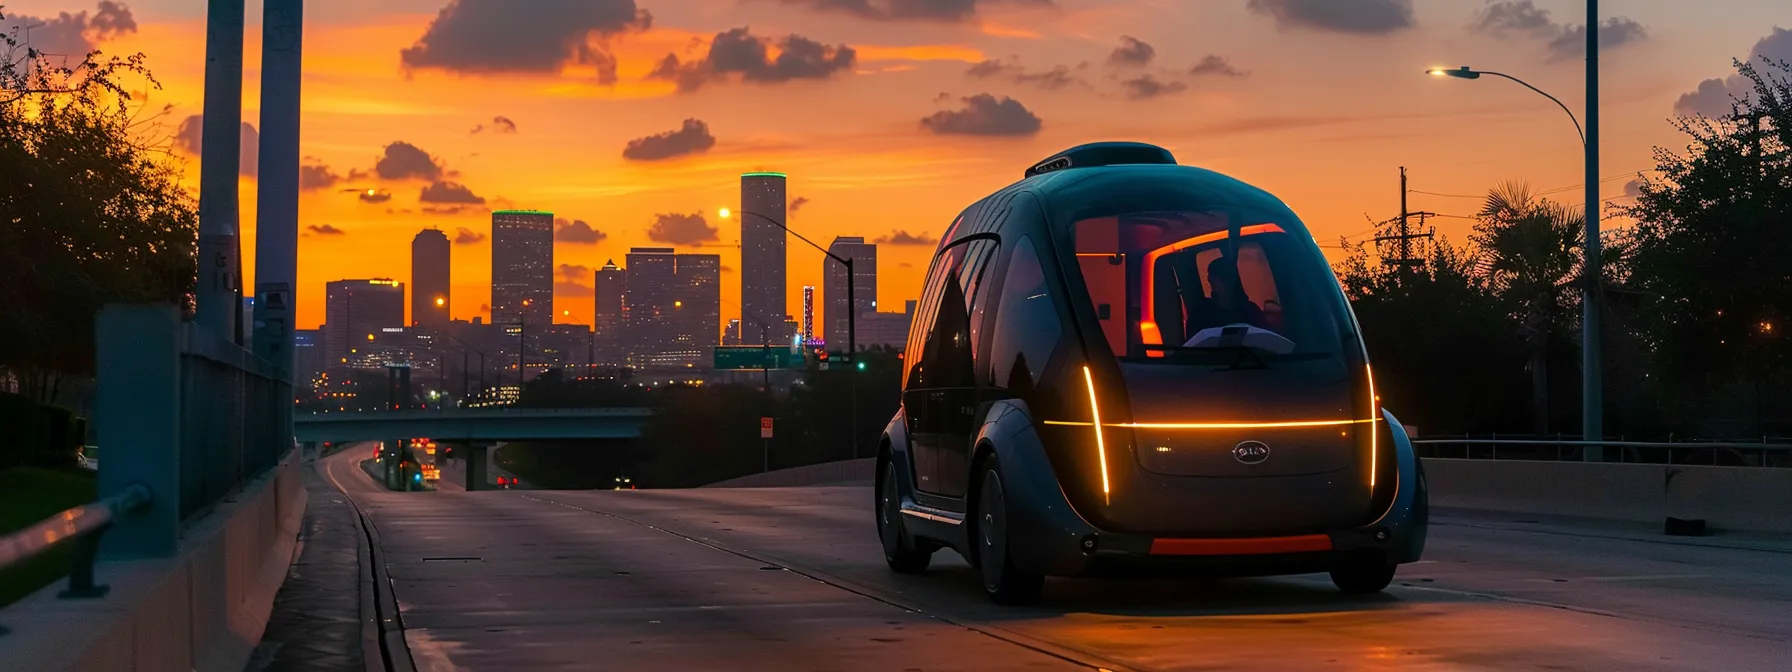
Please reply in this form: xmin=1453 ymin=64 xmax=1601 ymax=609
xmin=9 ymin=0 xmax=1785 ymax=330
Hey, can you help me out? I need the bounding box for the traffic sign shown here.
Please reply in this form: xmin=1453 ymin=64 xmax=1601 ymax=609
xmin=760 ymin=417 xmax=774 ymax=439
xmin=714 ymin=346 xmax=804 ymax=370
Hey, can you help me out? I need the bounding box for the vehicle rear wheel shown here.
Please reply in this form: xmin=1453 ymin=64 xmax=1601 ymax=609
xmin=878 ymin=457 xmax=932 ymax=574
xmin=1329 ymin=553 xmax=1397 ymax=594
xmin=975 ymin=456 xmax=1044 ymax=605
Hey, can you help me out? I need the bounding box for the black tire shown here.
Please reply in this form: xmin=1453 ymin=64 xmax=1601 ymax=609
xmin=974 ymin=456 xmax=1044 ymax=605
xmin=1329 ymin=554 xmax=1397 ymax=594
xmin=878 ymin=457 xmax=933 ymax=574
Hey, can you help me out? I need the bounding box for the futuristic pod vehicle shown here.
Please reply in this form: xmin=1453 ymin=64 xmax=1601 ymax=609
xmin=875 ymin=142 xmax=1428 ymax=605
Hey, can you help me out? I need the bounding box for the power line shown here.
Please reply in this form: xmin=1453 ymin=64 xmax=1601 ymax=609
xmin=1406 ymin=189 xmax=1482 ymax=199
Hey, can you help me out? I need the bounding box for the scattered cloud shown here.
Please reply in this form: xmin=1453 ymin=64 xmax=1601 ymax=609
xmin=646 ymin=212 xmax=719 ymax=245
xmin=299 ymin=164 xmax=342 ymax=190
xmin=557 ymin=264 xmax=593 ymax=283
xmin=555 ymin=218 xmax=607 ymax=244
xmin=374 ymin=142 xmax=446 ymax=181
xmin=419 ymin=181 xmax=486 ymax=204
xmin=1545 ymin=17 xmax=1648 ymax=62
xmin=898 ymin=261 xmax=914 ymax=268
xmin=647 ymin=28 xmax=856 ymax=93
xmin=0 ymin=1 xmax=136 ymax=58
xmin=921 ymin=94 xmax=1042 ymax=136
xmin=621 ymin=119 xmax=717 ymax=161
xmin=1121 ymin=74 xmax=1187 ymax=100
xmin=471 ymin=116 xmax=518 ymax=134
xmin=1107 ymin=36 xmax=1154 ymax=67
xmin=876 ymin=230 xmax=939 ymax=246
xmin=422 ymin=205 xmax=479 ymax=215
xmin=790 ymin=196 xmax=811 ymax=212
xmin=173 ymin=115 xmax=259 ymax=177
xmin=964 ymin=57 xmax=1083 ymax=89
xmin=356 ymin=189 xmax=393 ymax=204
xmin=400 ymin=0 xmax=650 ymax=85
xmin=1623 ymin=178 xmax=1645 ymax=199
xmin=1468 ymin=2 xmax=1648 ymax=62
xmin=1674 ymin=28 xmax=1792 ymax=117
xmin=1246 ymin=0 xmax=1415 ymax=35
xmin=1190 ymin=55 xmax=1246 ymax=77
xmin=556 ymin=281 xmax=594 ymax=298
xmin=771 ymin=0 xmax=1052 ymax=23
xmin=454 ymin=227 xmax=487 ymax=245
xmin=305 ymin=224 xmax=346 ymax=236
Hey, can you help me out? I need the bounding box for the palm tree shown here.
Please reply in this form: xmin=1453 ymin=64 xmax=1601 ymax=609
xmin=1471 ymin=182 xmax=1584 ymax=435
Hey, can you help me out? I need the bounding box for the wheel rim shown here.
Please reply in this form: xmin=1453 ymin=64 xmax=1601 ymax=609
xmin=979 ymin=470 xmax=1006 ymax=590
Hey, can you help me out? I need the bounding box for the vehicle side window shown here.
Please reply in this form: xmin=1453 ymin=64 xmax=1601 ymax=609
xmin=991 ymin=236 xmax=1062 ymax=393
xmin=903 ymin=247 xmax=959 ymax=390
xmin=930 ymin=240 xmax=995 ymax=390
xmin=961 ymin=239 xmax=1000 ymax=361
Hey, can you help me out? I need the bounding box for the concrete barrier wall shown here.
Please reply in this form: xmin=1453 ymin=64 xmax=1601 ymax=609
xmin=704 ymin=458 xmax=876 ymax=488
xmin=0 ymin=454 xmax=307 ymax=671
xmin=1426 ymin=459 xmax=1792 ymax=534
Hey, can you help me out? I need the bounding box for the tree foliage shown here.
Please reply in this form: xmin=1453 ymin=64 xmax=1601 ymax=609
xmin=0 ymin=9 xmax=196 ymax=400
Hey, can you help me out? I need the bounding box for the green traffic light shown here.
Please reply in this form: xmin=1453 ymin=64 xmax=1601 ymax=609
xmin=856 ymin=362 xmax=866 ymax=370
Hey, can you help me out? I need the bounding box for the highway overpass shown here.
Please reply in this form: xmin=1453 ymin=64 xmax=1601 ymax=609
xmin=292 ymin=407 xmax=653 ymax=444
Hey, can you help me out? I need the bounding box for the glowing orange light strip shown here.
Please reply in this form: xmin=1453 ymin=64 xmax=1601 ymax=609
xmin=1150 ymin=534 xmax=1333 ymax=556
xmin=1367 ymin=364 xmax=1379 ymax=489
xmin=1082 ymin=366 xmax=1111 ymax=500
xmin=1044 ymin=418 xmax=1379 ymax=429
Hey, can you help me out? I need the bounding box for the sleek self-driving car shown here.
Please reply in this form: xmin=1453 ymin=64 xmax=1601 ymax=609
xmin=875 ymin=142 xmax=1428 ymax=605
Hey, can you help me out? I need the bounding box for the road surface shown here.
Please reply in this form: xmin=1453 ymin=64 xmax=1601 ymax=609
xmin=317 ymin=448 xmax=1792 ymax=671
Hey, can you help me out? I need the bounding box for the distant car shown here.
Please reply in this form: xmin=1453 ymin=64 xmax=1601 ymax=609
xmin=875 ymin=142 xmax=1429 ymax=605
xmin=77 ymin=445 xmax=98 ymax=471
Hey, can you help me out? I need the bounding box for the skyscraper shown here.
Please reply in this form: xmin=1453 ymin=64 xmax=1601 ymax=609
xmin=491 ymin=210 xmax=553 ymax=328
xmin=323 ymin=279 xmax=405 ymax=374
xmin=673 ymin=253 xmax=721 ymax=366
xmin=293 ymin=329 xmax=322 ymax=393
xmin=593 ymin=260 xmax=626 ymax=366
xmin=801 ymin=286 xmax=815 ymax=346
xmin=824 ymin=236 xmax=877 ymax=353
xmin=411 ymin=228 xmax=451 ymax=327
xmin=739 ymin=172 xmax=786 ymax=342
xmin=624 ymin=247 xmax=676 ymax=368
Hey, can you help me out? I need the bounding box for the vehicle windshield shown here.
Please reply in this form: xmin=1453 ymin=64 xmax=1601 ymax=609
xmin=1068 ymin=207 xmax=1348 ymax=364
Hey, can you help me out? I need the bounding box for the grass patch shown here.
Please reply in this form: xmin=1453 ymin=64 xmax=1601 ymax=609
xmin=0 ymin=467 xmax=98 ymax=607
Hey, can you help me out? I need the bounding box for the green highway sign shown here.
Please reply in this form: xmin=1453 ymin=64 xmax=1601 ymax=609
xmin=713 ymin=346 xmax=805 ymax=370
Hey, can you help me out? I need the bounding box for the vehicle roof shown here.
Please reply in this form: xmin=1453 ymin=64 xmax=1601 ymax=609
xmin=944 ymin=163 xmax=1304 ymax=247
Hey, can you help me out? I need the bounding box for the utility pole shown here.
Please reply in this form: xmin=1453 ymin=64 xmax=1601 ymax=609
xmin=1376 ymin=167 xmax=1435 ymax=277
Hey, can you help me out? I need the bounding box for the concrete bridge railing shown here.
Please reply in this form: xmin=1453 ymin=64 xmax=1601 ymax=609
xmin=0 ymin=305 xmax=307 ymax=670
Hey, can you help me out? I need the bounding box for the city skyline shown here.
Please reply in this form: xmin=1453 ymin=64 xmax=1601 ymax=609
xmin=20 ymin=0 xmax=1788 ymax=330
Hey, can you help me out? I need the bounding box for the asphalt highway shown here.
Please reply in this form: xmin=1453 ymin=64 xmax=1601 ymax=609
xmin=317 ymin=448 xmax=1792 ymax=671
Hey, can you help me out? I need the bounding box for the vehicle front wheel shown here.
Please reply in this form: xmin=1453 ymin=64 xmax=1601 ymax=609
xmin=878 ymin=457 xmax=932 ymax=574
xmin=974 ymin=456 xmax=1044 ymax=605
xmin=1329 ymin=554 xmax=1397 ymax=594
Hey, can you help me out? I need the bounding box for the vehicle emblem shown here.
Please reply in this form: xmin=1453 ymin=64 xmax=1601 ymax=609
xmin=1233 ymin=440 xmax=1271 ymax=465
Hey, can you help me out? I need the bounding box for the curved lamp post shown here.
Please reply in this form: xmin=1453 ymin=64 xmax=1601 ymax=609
xmin=1427 ymin=43 xmax=1604 ymax=459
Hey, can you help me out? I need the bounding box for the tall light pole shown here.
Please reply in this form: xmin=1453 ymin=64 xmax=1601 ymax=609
xmin=1426 ymin=30 xmax=1605 ymax=458
xmin=722 ymin=207 xmax=861 ymax=460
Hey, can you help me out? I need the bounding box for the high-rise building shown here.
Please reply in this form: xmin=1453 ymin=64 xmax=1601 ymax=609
xmin=624 ymin=247 xmax=676 ymax=368
xmin=739 ymin=172 xmax=786 ymax=338
xmin=593 ymin=260 xmax=626 ymax=366
xmin=723 ymin=319 xmax=742 ymax=346
xmin=801 ymin=286 xmax=816 ymax=346
xmin=293 ymin=329 xmax=322 ymax=393
xmin=860 ymin=300 xmax=916 ymax=351
xmin=323 ymin=279 xmax=405 ymax=374
xmin=824 ymin=236 xmax=877 ymax=353
xmin=411 ymin=228 xmax=451 ymax=327
xmin=491 ymin=210 xmax=553 ymax=328
xmin=674 ymin=253 xmax=721 ymax=366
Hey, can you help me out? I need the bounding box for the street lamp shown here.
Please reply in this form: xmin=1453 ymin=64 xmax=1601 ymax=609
xmin=720 ymin=206 xmax=862 ymax=460
xmin=1427 ymin=0 xmax=1603 ymax=457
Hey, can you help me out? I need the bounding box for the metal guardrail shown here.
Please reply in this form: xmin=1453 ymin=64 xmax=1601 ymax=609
xmin=1412 ymin=437 xmax=1792 ymax=467
xmin=0 ymin=483 xmax=153 ymax=632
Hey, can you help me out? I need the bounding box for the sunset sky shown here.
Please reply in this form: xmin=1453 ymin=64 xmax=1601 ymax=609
xmin=6 ymin=0 xmax=1788 ymax=330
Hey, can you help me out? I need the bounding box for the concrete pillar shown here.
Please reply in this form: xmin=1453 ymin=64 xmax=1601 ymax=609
xmin=252 ymin=0 xmax=304 ymax=384
xmin=194 ymin=0 xmax=246 ymax=336
xmin=465 ymin=443 xmax=490 ymax=492
xmin=96 ymin=305 xmax=183 ymax=559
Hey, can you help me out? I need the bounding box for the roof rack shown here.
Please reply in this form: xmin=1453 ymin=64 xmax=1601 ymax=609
xmin=1024 ymin=142 xmax=1177 ymax=178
